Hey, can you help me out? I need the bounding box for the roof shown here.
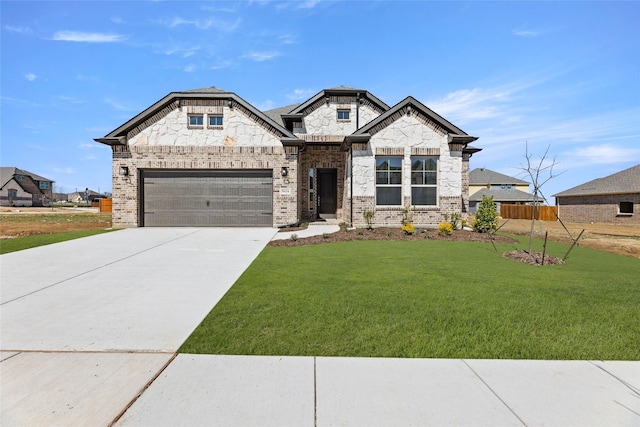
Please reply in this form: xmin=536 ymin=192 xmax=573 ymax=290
xmin=469 ymin=168 xmax=529 ymax=185
xmin=353 ymin=96 xmax=476 ymax=139
xmin=0 ymin=167 xmax=53 ymax=188
xmin=263 ymin=103 xmax=300 ymax=125
xmin=289 ymin=87 xmax=390 ymax=116
xmin=554 ymin=164 xmax=640 ymax=197
xmin=469 ymin=188 xmax=539 ymax=203
xmin=96 ymin=86 xmax=299 ymax=145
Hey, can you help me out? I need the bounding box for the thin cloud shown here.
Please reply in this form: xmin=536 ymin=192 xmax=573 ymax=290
xmin=166 ymin=16 xmax=241 ymax=32
xmin=78 ymin=142 xmax=97 ymax=149
xmin=53 ymin=167 xmax=76 ymax=174
xmin=182 ymin=64 xmax=197 ymax=72
xmin=571 ymin=143 xmax=640 ymax=165
xmin=242 ymin=51 xmax=279 ymax=62
xmin=287 ymin=88 xmax=316 ymax=102
xmin=298 ymin=0 xmax=322 ymax=9
xmin=162 ymin=45 xmax=201 ymax=58
xmin=57 ymin=95 xmax=84 ymax=104
xmin=25 ymin=73 xmax=37 ymax=81
xmin=4 ymin=25 xmax=32 ymax=34
xmin=52 ymin=31 xmax=127 ymax=43
xmin=210 ymin=60 xmax=233 ymax=70
xmin=513 ymin=28 xmax=542 ymax=37
xmin=105 ymin=98 xmax=138 ymax=112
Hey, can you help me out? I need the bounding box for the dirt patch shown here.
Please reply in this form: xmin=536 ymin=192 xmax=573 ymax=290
xmin=268 ymin=226 xmax=516 ymax=247
xmin=503 ymin=250 xmax=565 ymax=266
xmin=0 ymin=208 xmax=111 ymax=238
xmin=497 ymin=219 xmax=640 ymax=259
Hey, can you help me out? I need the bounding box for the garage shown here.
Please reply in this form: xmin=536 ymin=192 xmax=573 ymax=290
xmin=141 ymin=170 xmax=273 ymax=227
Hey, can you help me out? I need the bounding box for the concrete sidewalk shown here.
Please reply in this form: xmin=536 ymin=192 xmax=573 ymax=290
xmin=2 ymin=227 xmax=639 ymax=426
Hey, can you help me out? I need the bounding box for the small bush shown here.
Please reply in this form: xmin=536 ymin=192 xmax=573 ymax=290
xmin=473 ymin=195 xmax=498 ymax=233
xmin=438 ymin=222 xmax=453 ymax=236
xmin=401 ymin=222 xmax=415 ymax=235
xmin=363 ymin=211 xmax=375 ymax=229
xmin=290 ymin=233 xmax=298 ymax=241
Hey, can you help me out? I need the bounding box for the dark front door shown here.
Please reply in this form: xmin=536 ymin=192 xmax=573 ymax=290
xmin=318 ymin=169 xmax=337 ymax=215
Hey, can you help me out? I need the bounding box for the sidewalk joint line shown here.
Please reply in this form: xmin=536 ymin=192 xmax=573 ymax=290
xmin=588 ymin=361 xmax=640 ymax=396
xmin=1 ymin=229 xmax=203 ymax=305
xmin=462 ymin=359 xmax=528 ymax=426
xmin=314 ymin=356 xmax=318 ymax=427
xmin=108 ymin=352 xmax=178 ymax=427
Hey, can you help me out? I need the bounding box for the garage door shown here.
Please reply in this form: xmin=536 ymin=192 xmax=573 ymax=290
xmin=142 ymin=170 xmax=273 ymax=227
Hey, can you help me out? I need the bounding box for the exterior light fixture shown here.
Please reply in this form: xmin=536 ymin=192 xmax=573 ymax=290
xmin=228 ymin=99 xmax=233 ymax=109
xmin=119 ymin=165 xmax=129 ymax=176
xmin=281 ymin=167 xmax=288 ymax=177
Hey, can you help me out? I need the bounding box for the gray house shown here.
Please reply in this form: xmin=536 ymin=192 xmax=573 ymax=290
xmin=0 ymin=167 xmax=54 ymax=207
xmin=554 ymin=164 xmax=640 ymax=225
xmin=468 ymin=168 xmax=536 ymax=214
xmin=96 ymin=86 xmax=481 ymax=228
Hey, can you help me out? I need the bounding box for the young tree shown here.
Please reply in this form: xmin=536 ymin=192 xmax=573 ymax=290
xmin=519 ymin=143 xmax=562 ymax=253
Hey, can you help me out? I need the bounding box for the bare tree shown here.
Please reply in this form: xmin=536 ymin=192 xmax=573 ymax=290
xmin=519 ymin=143 xmax=563 ymax=254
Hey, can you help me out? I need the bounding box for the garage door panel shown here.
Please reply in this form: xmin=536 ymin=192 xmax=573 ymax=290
xmin=142 ymin=170 xmax=273 ymax=227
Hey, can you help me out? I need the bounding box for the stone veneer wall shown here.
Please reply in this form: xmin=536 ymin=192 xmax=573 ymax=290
xmin=557 ymin=193 xmax=640 ymax=225
xmin=347 ymin=111 xmax=465 ymax=228
xmin=111 ymin=145 xmax=298 ymax=227
xmin=298 ymin=145 xmax=346 ymax=221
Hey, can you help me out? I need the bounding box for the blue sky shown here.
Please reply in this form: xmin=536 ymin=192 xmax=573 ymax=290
xmin=2 ymin=0 xmax=639 ymax=201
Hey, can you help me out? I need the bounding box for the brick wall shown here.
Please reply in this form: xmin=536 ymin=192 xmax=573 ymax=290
xmin=111 ymin=145 xmax=298 ymax=227
xmin=298 ymin=145 xmax=346 ymax=222
xmin=557 ymin=193 xmax=640 ymax=225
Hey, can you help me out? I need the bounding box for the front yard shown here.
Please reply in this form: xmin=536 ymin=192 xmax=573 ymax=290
xmin=180 ymin=235 xmax=639 ymax=360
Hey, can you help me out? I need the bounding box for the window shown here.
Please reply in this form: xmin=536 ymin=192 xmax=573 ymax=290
xmin=208 ymin=115 xmax=223 ymax=127
xmin=411 ymin=157 xmax=437 ymax=205
xmin=188 ymin=114 xmax=204 ymax=127
xmin=337 ymin=109 xmax=350 ymax=121
xmin=619 ymin=201 xmax=634 ymax=215
xmin=376 ymin=157 xmax=402 ymax=205
xmin=8 ymin=189 xmax=17 ymax=203
xmin=39 ymin=181 xmax=51 ymax=190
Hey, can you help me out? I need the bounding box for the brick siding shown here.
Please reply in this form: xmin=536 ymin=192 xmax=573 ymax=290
xmin=557 ymin=193 xmax=640 ymax=225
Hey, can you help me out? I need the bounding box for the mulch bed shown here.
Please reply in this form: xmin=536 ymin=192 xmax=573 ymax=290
xmin=503 ymin=250 xmax=565 ymax=266
xmin=268 ymin=227 xmax=516 ymax=247
xmin=269 ymin=226 xmax=565 ymax=266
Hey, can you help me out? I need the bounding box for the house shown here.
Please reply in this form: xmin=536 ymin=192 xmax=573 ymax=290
xmin=68 ymin=189 xmax=105 ymax=203
xmin=554 ymin=164 xmax=640 ymax=225
xmin=468 ymin=168 xmax=537 ymax=214
xmin=0 ymin=167 xmax=54 ymax=207
xmin=95 ymin=86 xmax=480 ymax=228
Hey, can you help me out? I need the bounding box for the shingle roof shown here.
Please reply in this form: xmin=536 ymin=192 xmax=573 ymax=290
xmin=554 ymin=164 xmax=640 ymax=197
xmin=0 ymin=167 xmax=53 ymax=188
xmin=263 ymin=103 xmax=301 ymax=125
xmin=469 ymin=188 xmax=539 ymax=203
xmin=178 ymin=86 xmax=230 ymax=94
xmin=469 ymin=168 xmax=529 ymax=185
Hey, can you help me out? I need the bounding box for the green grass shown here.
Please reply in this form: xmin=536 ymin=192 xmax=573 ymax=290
xmin=0 ymin=230 xmax=115 ymax=254
xmin=180 ymin=236 xmax=639 ymax=360
xmin=0 ymin=212 xmax=110 ymax=225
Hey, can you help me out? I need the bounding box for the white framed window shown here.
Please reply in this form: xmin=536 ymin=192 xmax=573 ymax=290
xmin=39 ymin=181 xmax=51 ymax=190
xmin=411 ymin=157 xmax=437 ymax=205
xmin=376 ymin=157 xmax=402 ymax=205
xmin=619 ymin=201 xmax=634 ymax=215
xmin=188 ymin=114 xmax=204 ymax=127
xmin=208 ymin=114 xmax=223 ymax=127
xmin=337 ymin=109 xmax=350 ymax=121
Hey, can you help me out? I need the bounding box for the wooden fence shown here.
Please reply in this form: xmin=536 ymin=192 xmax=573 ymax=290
xmin=500 ymin=204 xmax=558 ymax=221
xmin=99 ymin=198 xmax=112 ymax=213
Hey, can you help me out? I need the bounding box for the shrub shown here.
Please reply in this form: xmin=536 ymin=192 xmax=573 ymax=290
xmin=473 ymin=195 xmax=498 ymax=233
xmin=438 ymin=222 xmax=453 ymax=236
xmin=290 ymin=233 xmax=298 ymax=241
xmin=445 ymin=213 xmax=462 ymax=230
xmin=401 ymin=222 xmax=415 ymax=235
xmin=363 ymin=211 xmax=375 ymax=229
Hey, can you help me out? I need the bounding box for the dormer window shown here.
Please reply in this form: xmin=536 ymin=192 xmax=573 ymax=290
xmin=188 ymin=114 xmax=204 ymax=127
xmin=337 ymin=109 xmax=350 ymax=121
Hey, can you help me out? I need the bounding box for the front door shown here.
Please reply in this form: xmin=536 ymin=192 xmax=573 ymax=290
xmin=318 ymin=169 xmax=337 ymax=215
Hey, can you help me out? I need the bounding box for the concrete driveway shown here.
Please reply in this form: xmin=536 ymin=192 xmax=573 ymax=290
xmin=1 ymin=228 xmax=276 ymax=426
xmin=1 ymin=227 xmax=276 ymax=352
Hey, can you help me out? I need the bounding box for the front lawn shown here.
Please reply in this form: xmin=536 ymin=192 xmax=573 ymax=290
xmin=180 ymin=236 xmax=639 ymax=360
xmin=0 ymin=230 xmax=115 ymax=254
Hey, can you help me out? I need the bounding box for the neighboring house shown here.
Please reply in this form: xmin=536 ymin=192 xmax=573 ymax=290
xmin=468 ymin=168 xmax=537 ymax=214
xmin=554 ymin=164 xmax=640 ymax=225
xmin=68 ymin=189 xmax=104 ymax=203
xmin=95 ymin=86 xmax=481 ymax=228
xmin=0 ymin=167 xmax=54 ymax=207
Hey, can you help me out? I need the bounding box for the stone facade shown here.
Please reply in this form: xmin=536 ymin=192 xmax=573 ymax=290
xmin=98 ymin=87 xmax=479 ymax=229
xmin=557 ymin=194 xmax=640 ymax=225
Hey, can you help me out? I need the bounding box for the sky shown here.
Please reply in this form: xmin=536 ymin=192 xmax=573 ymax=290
xmin=2 ymin=0 xmax=639 ymax=201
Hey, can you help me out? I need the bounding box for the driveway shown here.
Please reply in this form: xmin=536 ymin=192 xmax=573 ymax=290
xmin=1 ymin=227 xmax=276 ymax=352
